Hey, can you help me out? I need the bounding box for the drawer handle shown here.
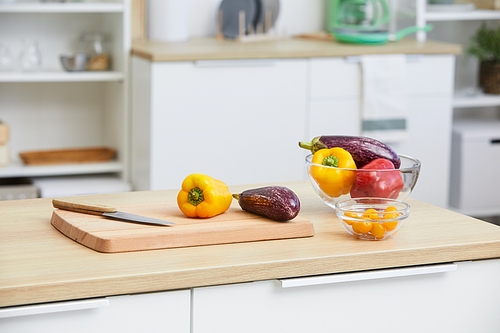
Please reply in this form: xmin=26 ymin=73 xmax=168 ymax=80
xmin=491 ymin=139 xmax=500 ymax=144
xmin=345 ymin=54 xmax=424 ymax=64
xmin=194 ymin=59 xmax=277 ymax=68
xmin=279 ymin=263 xmax=458 ymax=288
xmin=0 ymin=298 xmax=109 ymax=319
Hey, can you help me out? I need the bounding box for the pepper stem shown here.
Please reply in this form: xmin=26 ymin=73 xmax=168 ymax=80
xmin=322 ymin=155 xmax=339 ymax=167
xmin=188 ymin=187 xmax=204 ymax=206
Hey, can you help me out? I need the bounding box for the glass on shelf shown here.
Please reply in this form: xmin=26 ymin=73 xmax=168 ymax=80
xmin=18 ymin=39 xmax=42 ymax=71
xmin=0 ymin=43 xmax=14 ymax=71
xmin=80 ymin=32 xmax=110 ymax=71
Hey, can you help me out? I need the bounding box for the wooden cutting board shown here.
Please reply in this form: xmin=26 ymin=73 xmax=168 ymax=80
xmin=51 ymin=201 xmax=315 ymax=253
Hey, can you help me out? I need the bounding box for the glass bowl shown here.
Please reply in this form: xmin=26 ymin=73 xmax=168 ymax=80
xmin=335 ymin=198 xmax=410 ymax=240
xmin=305 ymin=154 xmax=420 ymax=209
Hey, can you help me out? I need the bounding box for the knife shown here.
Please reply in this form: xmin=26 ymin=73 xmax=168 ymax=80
xmin=52 ymin=199 xmax=175 ymax=226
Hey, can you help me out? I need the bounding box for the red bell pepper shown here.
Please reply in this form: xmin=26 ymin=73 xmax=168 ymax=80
xmin=350 ymin=158 xmax=404 ymax=199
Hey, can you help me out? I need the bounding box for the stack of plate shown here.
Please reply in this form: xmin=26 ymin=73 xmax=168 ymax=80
xmin=219 ymin=0 xmax=280 ymax=39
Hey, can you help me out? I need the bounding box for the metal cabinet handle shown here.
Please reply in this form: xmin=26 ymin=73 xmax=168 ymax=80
xmin=194 ymin=59 xmax=277 ymax=68
xmin=279 ymin=263 xmax=458 ymax=288
xmin=345 ymin=54 xmax=424 ymax=63
xmin=0 ymin=298 xmax=109 ymax=319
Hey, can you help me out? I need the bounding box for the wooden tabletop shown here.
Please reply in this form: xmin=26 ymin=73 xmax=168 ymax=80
xmin=131 ymin=36 xmax=462 ymax=62
xmin=1 ymin=180 xmax=499 ymax=308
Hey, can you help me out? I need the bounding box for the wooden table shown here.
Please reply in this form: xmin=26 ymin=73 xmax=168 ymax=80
xmin=132 ymin=36 xmax=462 ymax=61
xmin=2 ymin=180 xmax=500 ymax=309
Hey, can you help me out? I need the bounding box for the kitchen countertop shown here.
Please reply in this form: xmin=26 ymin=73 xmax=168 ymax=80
xmin=2 ymin=180 xmax=500 ymax=308
xmin=131 ymin=36 xmax=462 ymax=62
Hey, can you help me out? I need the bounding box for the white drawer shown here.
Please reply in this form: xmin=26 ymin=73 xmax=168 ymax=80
xmin=0 ymin=290 xmax=190 ymax=333
xmin=193 ymin=260 xmax=500 ymax=333
xmin=309 ymin=55 xmax=455 ymax=99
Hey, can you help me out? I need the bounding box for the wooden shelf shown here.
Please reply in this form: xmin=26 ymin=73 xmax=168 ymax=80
xmin=426 ymin=9 xmax=500 ymax=22
xmin=453 ymin=92 xmax=500 ymax=108
xmin=0 ymin=71 xmax=124 ymax=83
xmin=0 ymin=2 xmax=124 ymax=13
xmin=0 ymin=160 xmax=123 ymax=178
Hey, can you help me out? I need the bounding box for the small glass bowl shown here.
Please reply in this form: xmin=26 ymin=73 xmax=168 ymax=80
xmin=334 ymin=198 xmax=410 ymax=240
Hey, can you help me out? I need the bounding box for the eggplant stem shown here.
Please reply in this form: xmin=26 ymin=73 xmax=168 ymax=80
xmin=298 ymin=141 xmax=313 ymax=150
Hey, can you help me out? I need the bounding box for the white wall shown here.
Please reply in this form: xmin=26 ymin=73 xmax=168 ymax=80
xmin=148 ymin=0 xmax=326 ymax=39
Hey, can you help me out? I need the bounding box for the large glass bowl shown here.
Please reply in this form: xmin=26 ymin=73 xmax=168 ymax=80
xmin=305 ymin=154 xmax=421 ymax=209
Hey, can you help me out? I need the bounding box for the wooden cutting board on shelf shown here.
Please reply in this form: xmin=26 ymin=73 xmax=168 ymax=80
xmin=51 ymin=201 xmax=315 ymax=253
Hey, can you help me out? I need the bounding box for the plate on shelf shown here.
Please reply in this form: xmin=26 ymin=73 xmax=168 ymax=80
xmin=427 ymin=3 xmax=476 ymax=11
xmin=219 ymin=0 xmax=258 ymax=39
xmin=255 ymin=0 xmax=280 ymax=33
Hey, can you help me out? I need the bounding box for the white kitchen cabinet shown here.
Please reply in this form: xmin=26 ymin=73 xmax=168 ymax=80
xmin=132 ymin=52 xmax=455 ymax=206
xmin=192 ymin=259 xmax=500 ymax=333
xmin=132 ymin=57 xmax=308 ymax=190
xmin=0 ymin=290 xmax=190 ymax=333
xmin=0 ymin=1 xmax=130 ymax=186
xmin=308 ymin=55 xmax=455 ymax=208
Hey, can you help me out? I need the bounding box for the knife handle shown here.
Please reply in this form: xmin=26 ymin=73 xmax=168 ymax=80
xmin=52 ymin=199 xmax=117 ymax=215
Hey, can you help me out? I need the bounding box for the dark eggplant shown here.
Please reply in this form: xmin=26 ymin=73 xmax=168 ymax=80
xmin=299 ymin=135 xmax=400 ymax=169
xmin=232 ymin=186 xmax=300 ymax=221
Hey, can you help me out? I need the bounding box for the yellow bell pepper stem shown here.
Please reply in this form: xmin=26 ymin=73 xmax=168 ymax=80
xmin=177 ymin=173 xmax=232 ymax=218
xmin=310 ymin=148 xmax=357 ymax=198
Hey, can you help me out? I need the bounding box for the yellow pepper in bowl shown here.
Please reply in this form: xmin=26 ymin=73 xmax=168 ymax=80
xmin=177 ymin=173 xmax=233 ymax=218
xmin=310 ymin=147 xmax=357 ymax=197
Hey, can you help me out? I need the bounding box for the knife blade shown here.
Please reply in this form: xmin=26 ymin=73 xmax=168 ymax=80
xmin=52 ymin=199 xmax=175 ymax=226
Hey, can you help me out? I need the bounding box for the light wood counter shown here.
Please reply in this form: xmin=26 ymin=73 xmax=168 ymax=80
xmin=1 ymin=181 xmax=500 ymax=308
xmin=131 ymin=37 xmax=462 ymax=62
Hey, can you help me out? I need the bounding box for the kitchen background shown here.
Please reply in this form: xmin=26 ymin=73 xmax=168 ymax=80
xmin=0 ymin=0 xmax=499 ymax=223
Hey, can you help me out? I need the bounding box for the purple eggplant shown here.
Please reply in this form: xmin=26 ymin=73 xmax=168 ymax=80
xmin=232 ymin=186 xmax=300 ymax=221
xmin=299 ymin=135 xmax=400 ymax=169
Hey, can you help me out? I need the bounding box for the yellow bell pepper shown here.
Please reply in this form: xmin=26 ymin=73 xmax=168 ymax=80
xmin=177 ymin=173 xmax=233 ymax=218
xmin=310 ymin=147 xmax=357 ymax=197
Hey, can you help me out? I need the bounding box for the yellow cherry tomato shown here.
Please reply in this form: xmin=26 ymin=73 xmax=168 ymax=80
xmin=343 ymin=219 xmax=353 ymax=226
xmin=383 ymin=221 xmax=398 ymax=231
xmin=383 ymin=206 xmax=399 ymax=219
xmin=356 ymin=221 xmax=372 ymax=234
xmin=382 ymin=206 xmax=399 ymax=231
xmin=363 ymin=208 xmax=380 ymax=220
xmin=343 ymin=212 xmax=360 ymax=225
xmin=370 ymin=223 xmax=386 ymax=238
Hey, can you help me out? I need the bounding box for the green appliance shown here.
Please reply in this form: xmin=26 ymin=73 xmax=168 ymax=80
xmin=327 ymin=0 xmax=432 ymax=44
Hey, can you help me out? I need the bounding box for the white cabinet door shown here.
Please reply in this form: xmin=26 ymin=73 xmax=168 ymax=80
xmin=308 ymin=99 xmax=361 ymax=138
xmin=0 ymin=290 xmax=190 ymax=333
xmin=192 ymin=260 xmax=500 ymax=333
xmin=389 ymin=96 xmax=453 ymax=207
xmin=132 ymin=57 xmax=308 ymax=190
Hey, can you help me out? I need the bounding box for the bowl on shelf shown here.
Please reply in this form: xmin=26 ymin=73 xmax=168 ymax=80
xmin=335 ymin=197 xmax=410 ymax=240
xmin=60 ymin=53 xmax=88 ymax=72
xmin=305 ymin=154 xmax=421 ymax=209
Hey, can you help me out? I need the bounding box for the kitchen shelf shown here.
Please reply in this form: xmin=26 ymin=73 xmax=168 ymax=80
xmin=0 ymin=71 xmax=124 ymax=83
xmin=406 ymin=0 xmax=500 ymax=41
xmin=0 ymin=0 xmax=130 ymax=191
xmin=0 ymin=2 xmax=124 ymax=13
xmin=0 ymin=160 xmax=123 ymax=178
xmin=426 ymin=9 xmax=500 ymax=22
xmin=453 ymin=92 xmax=500 ymax=108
